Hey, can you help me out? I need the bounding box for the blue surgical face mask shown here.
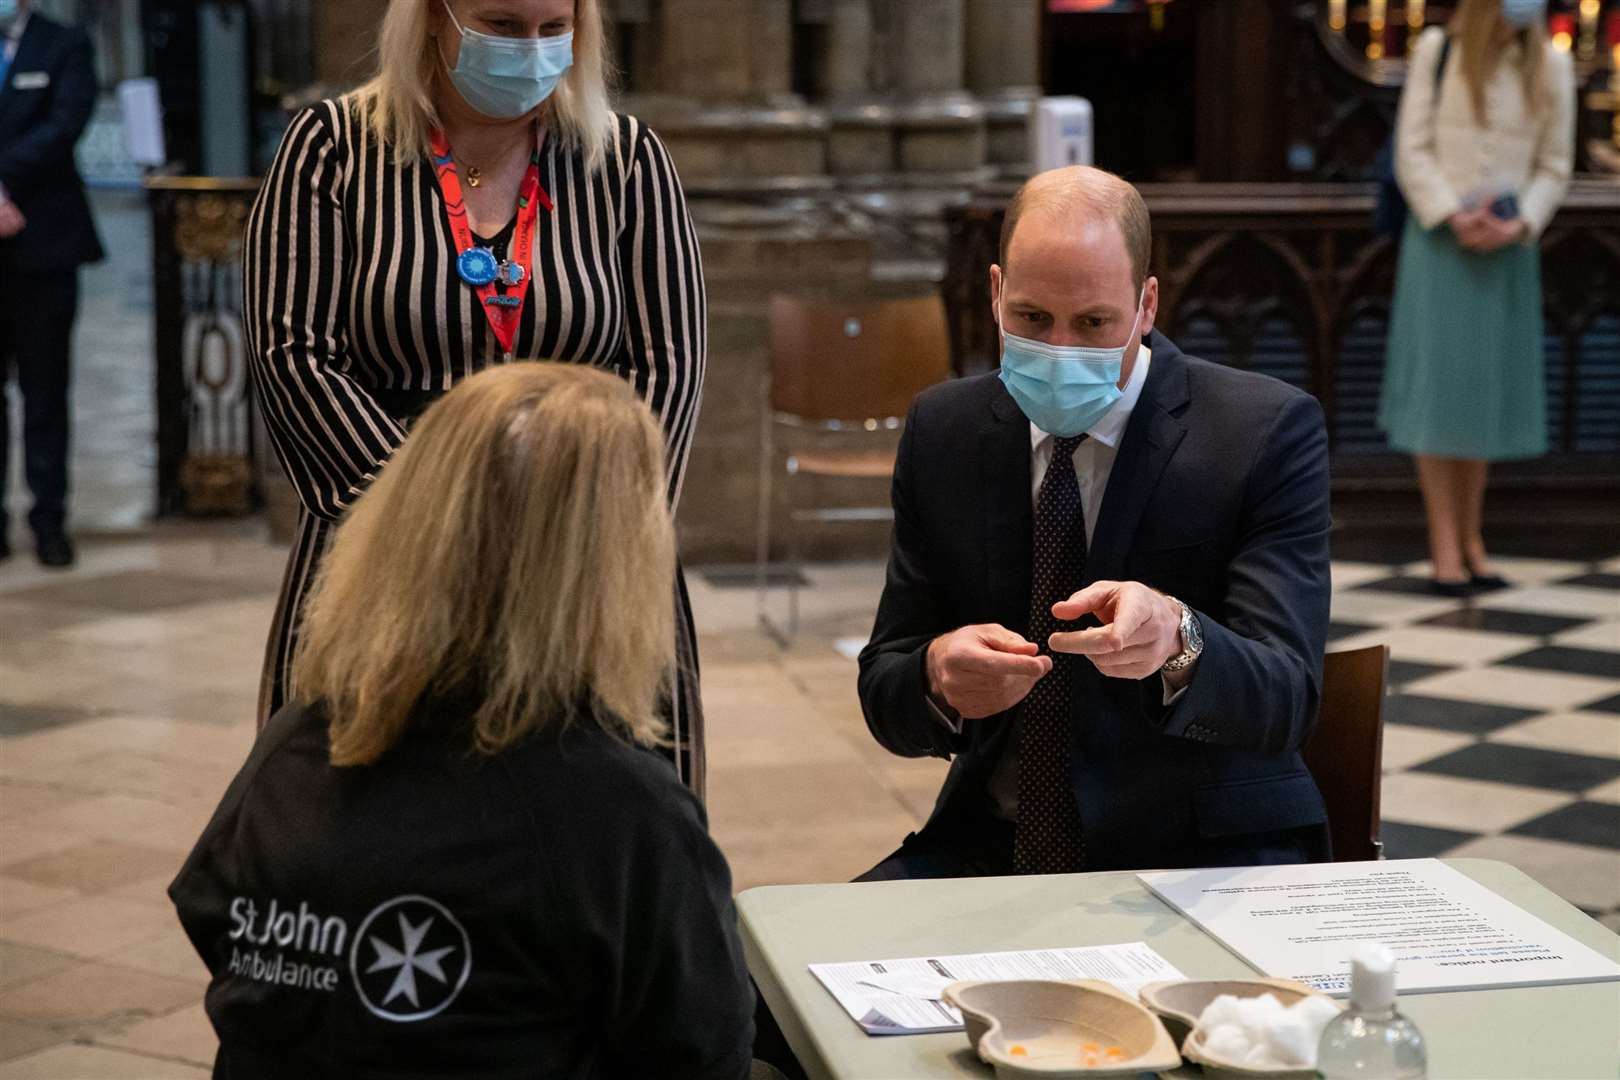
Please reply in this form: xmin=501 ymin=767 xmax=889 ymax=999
xmin=1500 ymin=0 xmax=1546 ymax=28
xmin=0 ymin=0 xmax=19 ymax=27
xmin=440 ymin=0 xmax=573 ymax=120
xmin=997 ymin=288 xmax=1145 ymax=438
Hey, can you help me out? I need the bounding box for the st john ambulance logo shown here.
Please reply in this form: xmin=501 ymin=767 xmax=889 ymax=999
xmin=349 ymin=895 xmax=472 ymax=1022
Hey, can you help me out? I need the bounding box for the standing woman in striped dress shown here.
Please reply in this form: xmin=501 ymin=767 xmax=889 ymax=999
xmin=245 ymin=0 xmax=709 ymax=794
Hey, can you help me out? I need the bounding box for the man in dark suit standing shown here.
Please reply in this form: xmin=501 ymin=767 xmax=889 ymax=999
xmin=0 ymin=0 xmax=103 ymax=566
xmin=857 ymin=166 xmax=1333 ymax=878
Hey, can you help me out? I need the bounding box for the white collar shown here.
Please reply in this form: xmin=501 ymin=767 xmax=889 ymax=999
xmin=1029 ymin=344 xmax=1152 ymax=453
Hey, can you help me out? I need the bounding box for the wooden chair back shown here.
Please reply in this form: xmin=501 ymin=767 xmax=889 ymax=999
xmin=766 ymin=295 xmax=952 ymax=423
xmin=1303 ymin=644 xmax=1391 ymax=862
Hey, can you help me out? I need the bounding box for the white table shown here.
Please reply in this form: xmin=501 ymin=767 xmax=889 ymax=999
xmin=738 ymin=858 xmax=1620 ymax=1079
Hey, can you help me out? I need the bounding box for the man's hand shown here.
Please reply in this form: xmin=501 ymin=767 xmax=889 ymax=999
xmin=925 ymin=624 xmax=1052 ymax=720
xmin=0 ymin=201 xmax=25 ymax=239
xmin=1047 ymin=581 xmax=1183 ymax=680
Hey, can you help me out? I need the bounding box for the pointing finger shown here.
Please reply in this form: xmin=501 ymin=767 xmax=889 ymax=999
xmin=1051 ymin=581 xmax=1115 ymax=621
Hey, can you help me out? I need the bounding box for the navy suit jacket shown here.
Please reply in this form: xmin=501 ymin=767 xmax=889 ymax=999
xmin=0 ymin=12 xmax=103 ymax=274
xmin=857 ymin=332 xmax=1334 ymax=871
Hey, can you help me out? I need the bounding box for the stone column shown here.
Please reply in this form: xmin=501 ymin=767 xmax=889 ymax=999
xmin=749 ymin=0 xmax=795 ymax=100
xmin=877 ymin=0 xmax=966 ymax=95
xmin=963 ymin=0 xmax=1041 ymax=95
xmin=822 ymin=0 xmax=874 ymax=99
xmin=654 ymin=0 xmax=755 ymax=100
xmin=964 ymin=0 xmax=1040 ymax=173
xmin=867 ymin=0 xmax=986 ymax=175
xmin=627 ymin=0 xmax=882 ymax=561
xmin=636 ymin=0 xmax=824 ymax=183
xmin=818 ymin=0 xmax=893 ymax=177
xmin=649 ymin=0 xmax=793 ymax=102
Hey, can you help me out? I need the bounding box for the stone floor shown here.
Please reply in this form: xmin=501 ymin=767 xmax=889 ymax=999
xmin=1 ymin=523 xmax=1617 ymax=1075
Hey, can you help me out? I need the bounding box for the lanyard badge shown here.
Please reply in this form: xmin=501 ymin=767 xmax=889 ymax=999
xmin=431 ymin=125 xmax=554 ymax=355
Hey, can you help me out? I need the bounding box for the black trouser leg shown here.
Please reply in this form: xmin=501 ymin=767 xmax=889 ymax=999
xmin=2 ymin=270 xmax=77 ymax=537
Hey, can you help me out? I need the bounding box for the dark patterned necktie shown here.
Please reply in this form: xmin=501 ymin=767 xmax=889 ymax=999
xmin=1014 ymin=433 xmax=1089 ymax=875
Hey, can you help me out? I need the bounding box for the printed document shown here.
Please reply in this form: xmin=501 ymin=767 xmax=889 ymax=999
xmin=1138 ymin=858 xmax=1620 ymax=996
xmin=809 ymin=941 xmax=1184 ymax=1036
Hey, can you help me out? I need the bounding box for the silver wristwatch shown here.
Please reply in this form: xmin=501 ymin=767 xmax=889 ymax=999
xmin=1161 ymin=597 xmax=1204 ymax=673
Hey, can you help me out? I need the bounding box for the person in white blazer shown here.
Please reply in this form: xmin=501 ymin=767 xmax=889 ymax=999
xmin=1380 ymin=0 xmax=1574 ymax=596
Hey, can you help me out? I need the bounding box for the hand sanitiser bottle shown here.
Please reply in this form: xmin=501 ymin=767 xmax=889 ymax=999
xmin=1317 ymin=943 xmax=1427 ymax=1078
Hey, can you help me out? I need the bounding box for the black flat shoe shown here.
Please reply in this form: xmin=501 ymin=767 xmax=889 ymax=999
xmin=1469 ymin=572 xmax=1510 ymax=591
xmin=1430 ymin=578 xmax=1474 ymax=598
xmin=35 ymin=534 xmax=74 ymax=568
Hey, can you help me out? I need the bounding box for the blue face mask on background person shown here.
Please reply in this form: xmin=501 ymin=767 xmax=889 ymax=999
xmin=1500 ymin=0 xmax=1546 ymax=28
xmin=0 ymin=0 xmax=18 ymax=28
xmin=997 ymin=288 xmax=1145 ymax=438
xmin=440 ymin=0 xmax=573 ymax=120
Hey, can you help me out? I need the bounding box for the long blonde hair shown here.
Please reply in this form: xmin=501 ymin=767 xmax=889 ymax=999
xmin=1449 ymin=0 xmax=1551 ymax=126
xmin=292 ymin=364 xmax=675 ymax=766
xmin=353 ymin=0 xmax=615 ymax=170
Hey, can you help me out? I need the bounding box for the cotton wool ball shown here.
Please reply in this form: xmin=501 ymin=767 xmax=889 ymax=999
xmin=1262 ymin=1006 xmax=1316 ymax=1066
xmin=1201 ymin=1022 xmax=1251 ymax=1063
xmin=1235 ymin=993 xmax=1286 ymax=1042
xmin=1199 ymin=994 xmax=1246 ymax=1030
xmin=1243 ymin=1040 xmax=1277 ymax=1066
xmin=1294 ymin=994 xmax=1341 ymax=1030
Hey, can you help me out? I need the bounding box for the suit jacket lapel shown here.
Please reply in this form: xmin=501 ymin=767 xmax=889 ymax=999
xmin=1086 ymin=337 xmax=1191 ymax=584
xmin=978 ymin=380 xmax=1034 ymax=637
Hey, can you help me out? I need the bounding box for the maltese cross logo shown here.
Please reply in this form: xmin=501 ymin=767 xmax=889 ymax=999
xmin=350 ymin=895 xmax=472 ymax=1022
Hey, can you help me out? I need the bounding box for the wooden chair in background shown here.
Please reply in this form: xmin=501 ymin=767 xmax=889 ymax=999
xmin=1303 ymin=644 xmax=1392 ymax=862
xmin=756 ymin=295 xmax=952 ymax=643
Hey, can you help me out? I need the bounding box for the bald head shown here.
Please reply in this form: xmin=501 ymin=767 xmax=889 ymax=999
xmin=998 ymin=166 xmax=1151 ymax=290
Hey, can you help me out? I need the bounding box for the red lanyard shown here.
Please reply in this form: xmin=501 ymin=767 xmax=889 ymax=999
xmin=430 ymin=125 xmax=554 ymax=356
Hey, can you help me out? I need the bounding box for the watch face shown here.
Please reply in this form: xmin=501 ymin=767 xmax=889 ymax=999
xmin=1175 ymin=603 xmax=1202 ymax=661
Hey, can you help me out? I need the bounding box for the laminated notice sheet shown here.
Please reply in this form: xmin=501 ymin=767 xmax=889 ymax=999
xmin=1138 ymin=858 xmax=1620 ymax=996
xmin=808 ymin=941 xmax=1184 ymax=1036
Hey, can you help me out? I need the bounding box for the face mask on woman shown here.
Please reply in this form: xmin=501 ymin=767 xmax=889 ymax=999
xmin=1500 ymin=0 xmax=1546 ymax=29
xmin=0 ymin=0 xmax=19 ymax=29
xmin=440 ymin=0 xmax=574 ymax=120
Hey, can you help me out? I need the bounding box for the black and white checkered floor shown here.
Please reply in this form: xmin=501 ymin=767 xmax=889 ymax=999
xmin=1327 ymin=554 xmax=1620 ymax=930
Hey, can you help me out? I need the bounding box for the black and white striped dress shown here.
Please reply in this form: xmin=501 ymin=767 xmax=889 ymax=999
xmin=244 ymin=97 xmax=708 ymax=796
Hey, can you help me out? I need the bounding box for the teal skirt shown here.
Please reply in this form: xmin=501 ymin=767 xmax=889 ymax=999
xmin=1378 ymin=215 xmax=1548 ymax=460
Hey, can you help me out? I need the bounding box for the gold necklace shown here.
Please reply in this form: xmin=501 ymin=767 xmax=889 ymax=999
xmin=449 ymin=123 xmax=536 ymax=188
xmin=451 ymin=150 xmax=483 ymax=187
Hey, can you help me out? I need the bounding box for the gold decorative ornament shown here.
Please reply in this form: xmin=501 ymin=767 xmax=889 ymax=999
xmin=174 ymin=194 xmax=249 ymax=263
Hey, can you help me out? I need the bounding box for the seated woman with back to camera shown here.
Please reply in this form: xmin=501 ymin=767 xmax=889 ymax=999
xmin=169 ymin=363 xmax=755 ymax=1079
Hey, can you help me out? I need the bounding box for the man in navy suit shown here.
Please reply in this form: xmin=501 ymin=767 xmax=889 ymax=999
xmin=857 ymin=166 xmax=1333 ymax=877
xmin=0 ymin=0 xmax=103 ymax=566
